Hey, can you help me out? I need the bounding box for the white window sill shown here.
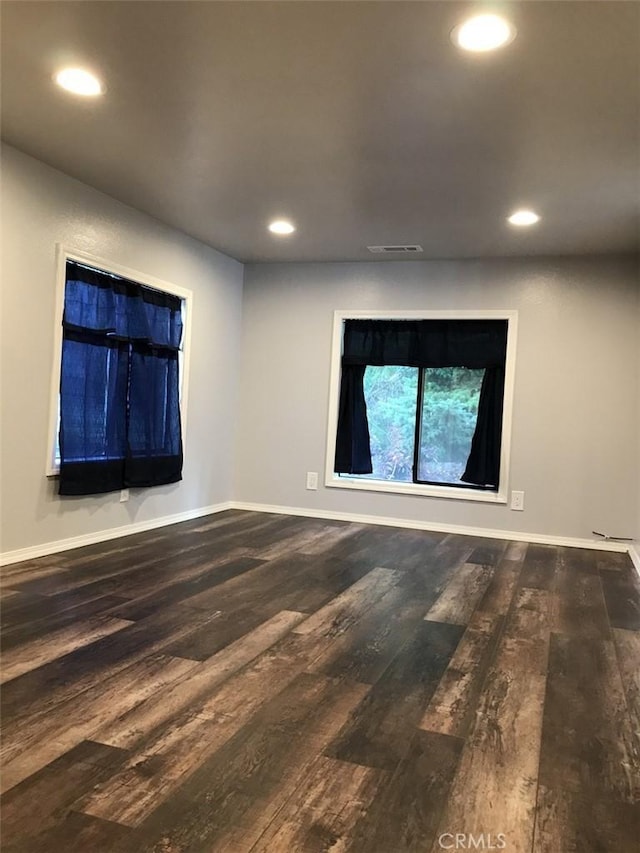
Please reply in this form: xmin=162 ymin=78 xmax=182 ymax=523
xmin=325 ymin=475 xmax=507 ymax=504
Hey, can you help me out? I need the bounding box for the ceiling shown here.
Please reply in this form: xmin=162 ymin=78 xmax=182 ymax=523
xmin=2 ymin=1 xmax=639 ymax=263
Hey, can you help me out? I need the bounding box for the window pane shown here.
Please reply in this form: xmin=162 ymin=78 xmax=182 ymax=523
xmin=359 ymin=365 xmax=418 ymax=482
xmin=417 ymin=367 xmax=484 ymax=484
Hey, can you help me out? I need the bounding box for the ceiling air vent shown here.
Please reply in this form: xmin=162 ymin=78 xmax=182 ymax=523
xmin=367 ymin=244 xmax=424 ymax=254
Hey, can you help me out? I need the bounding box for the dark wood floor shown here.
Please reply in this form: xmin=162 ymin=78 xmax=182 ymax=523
xmin=1 ymin=511 xmax=639 ymax=852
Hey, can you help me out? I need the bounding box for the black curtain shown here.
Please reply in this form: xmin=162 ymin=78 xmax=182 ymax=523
xmin=334 ymin=319 xmax=508 ymax=487
xmin=59 ymin=261 xmax=183 ymax=496
xmin=334 ymin=365 xmax=373 ymax=474
xmin=460 ymin=365 xmax=505 ymax=487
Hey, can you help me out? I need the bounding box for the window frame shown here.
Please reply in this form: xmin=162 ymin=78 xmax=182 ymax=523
xmin=324 ymin=309 xmax=518 ymax=504
xmin=46 ymin=244 xmax=193 ymax=477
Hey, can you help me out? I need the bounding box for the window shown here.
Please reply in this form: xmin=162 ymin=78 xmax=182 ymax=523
xmin=362 ymin=364 xmax=484 ymax=486
xmin=47 ymin=247 xmax=192 ymax=495
xmin=325 ymin=311 xmax=517 ymax=503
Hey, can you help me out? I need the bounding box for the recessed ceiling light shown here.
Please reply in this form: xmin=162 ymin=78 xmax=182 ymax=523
xmin=54 ymin=67 xmax=103 ymax=96
xmin=508 ymin=210 xmax=540 ymax=226
xmin=452 ymin=14 xmax=516 ymax=52
xmin=268 ymin=219 xmax=296 ymax=235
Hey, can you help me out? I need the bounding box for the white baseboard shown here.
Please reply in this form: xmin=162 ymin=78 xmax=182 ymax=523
xmin=232 ymin=500 xmax=632 ymax=555
xmin=0 ymin=501 xmax=234 ymax=567
xmin=1 ymin=497 xmax=635 ymax=568
xmin=628 ymin=545 xmax=640 ymax=578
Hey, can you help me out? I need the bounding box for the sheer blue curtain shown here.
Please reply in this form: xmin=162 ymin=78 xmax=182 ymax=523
xmin=59 ymin=261 xmax=183 ymax=495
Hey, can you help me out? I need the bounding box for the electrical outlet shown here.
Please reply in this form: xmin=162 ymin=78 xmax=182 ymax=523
xmin=306 ymin=471 xmax=318 ymax=490
xmin=120 ymin=488 xmax=130 ymax=503
xmin=510 ymin=490 xmax=524 ymax=511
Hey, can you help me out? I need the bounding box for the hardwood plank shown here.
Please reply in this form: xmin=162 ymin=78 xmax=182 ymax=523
xmin=476 ymin=542 xmax=525 ymax=616
xmin=517 ymin=542 xmax=557 ymax=590
xmin=4 ymin=548 xmax=183 ymax=596
xmin=94 ymin=609 xmax=306 ymax=749
xmin=396 ymin=538 xmax=475 ymax=621
xmin=0 ymin=740 xmax=129 ymax=850
xmin=161 ymin=605 xmax=271 ymax=661
xmin=326 ymin=620 xmax=464 ymax=770
xmin=2 ymin=810 xmax=135 ymax=853
xmin=3 ymin=548 xmax=176 ymax=597
xmin=5 ymin=514 xmax=271 ymax=597
xmin=78 ymin=569 xmax=398 ymax=826
xmin=188 ymin=508 xmax=259 ymax=533
xmin=600 ymin=565 xmax=640 ymax=630
xmin=246 ymin=755 xmax=381 ymax=853
xmin=424 ymin=562 xmax=494 ymax=626
xmin=76 ymin=545 xmax=252 ymax=605
xmin=270 ymin=579 xmax=342 ymax=617
xmin=0 ymin=564 xmax=68 ymax=587
xmin=1 ymin=582 xmax=130 ymax=630
xmin=80 ymin=673 xmax=369 ymax=832
xmin=222 ymin=554 xmax=373 ymax=624
xmin=0 ymin=615 xmax=134 ymax=684
xmin=420 ymin=612 xmax=504 ymax=738
xmin=108 ymin=555 xmax=265 ymax=620
xmin=476 ymin=558 xmax=521 ymax=616
xmin=297 ymin=522 xmax=367 ymax=555
xmin=164 ymin=556 xmax=371 ymax=661
xmin=80 ymin=513 xmax=256 ymax=564
xmin=342 ymin=528 xmax=444 ymax=576
xmin=533 ymin=783 xmax=640 ymax=853
xmin=550 ymin=546 xmax=610 ymax=640
xmin=595 ymin=550 xmax=634 ymax=572
xmin=229 ymin=514 xmax=316 ymax=552
xmin=612 ymin=627 xmax=640 ymax=749
xmin=1 ymin=515 xmax=635 ymax=852
xmin=243 ymin=522 xmax=349 ymax=561
xmin=1 ymin=653 xmax=197 ymax=793
xmin=1 ymin=558 xmax=66 ymax=579
xmin=1 ymin=594 xmax=130 ymax=649
xmin=430 ymin=587 xmax=551 ymax=853
xmin=140 ymin=676 xmax=372 ymax=853
xmin=537 ymin=633 xmax=639 ymax=804
xmin=1 ymin=562 xmax=384 ymax=724
xmin=1 ymin=589 xmax=49 ymax=622
xmin=503 ymin=539 xmax=528 ymax=561
xmin=0 ymin=587 xmax=20 ymax=599
xmin=307 ymin=584 xmax=430 ymax=685
xmin=299 ymin=525 xmax=376 ymax=565
xmin=533 ymin=631 xmax=640 ymax=851
xmin=164 ymin=556 xmax=375 ymax=656
xmin=305 ymin=551 xmax=381 ymax=589
xmin=0 ymin=606 xmax=219 ymax=723
xmin=468 ymin=540 xmax=508 ymax=566
xmin=292 ymin=566 xmax=401 ymax=637
xmin=21 ymin=540 xmax=252 ymax=602
xmin=178 ymin=551 xmax=342 ymax=613
xmin=398 ymin=532 xmax=471 ymax=585
xmin=348 ymin=730 xmax=463 ymax=853
xmin=271 ymin=555 xmax=376 ymax=614
xmin=502 ymin=587 xmax=552 ymax=661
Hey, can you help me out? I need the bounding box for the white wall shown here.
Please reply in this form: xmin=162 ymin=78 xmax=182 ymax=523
xmin=1 ymin=144 xmax=244 ymax=555
xmin=235 ymin=256 xmax=640 ymax=542
xmin=2 ymin=144 xmax=638 ymax=557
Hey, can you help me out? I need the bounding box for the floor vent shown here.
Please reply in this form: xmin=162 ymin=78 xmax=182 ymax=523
xmin=367 ymin=244 xmax=424 ymax=254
